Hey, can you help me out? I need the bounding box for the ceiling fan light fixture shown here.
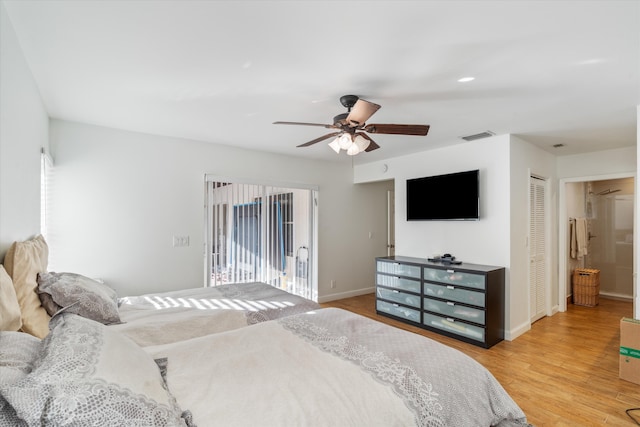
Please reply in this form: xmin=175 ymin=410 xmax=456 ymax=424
xmin=337 ymin=133 xmax=352 ymax=150
xmin=328 ymin=138 xmax=341 ymax=154
xmin=353 ymin=134 xmax=370 ymax=152
xmin=346 ymin=143 xmax=361 ymax=156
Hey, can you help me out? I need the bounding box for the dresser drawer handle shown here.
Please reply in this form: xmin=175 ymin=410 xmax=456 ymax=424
xmin=447 ymin=285 xmax=455 ymax=290
xmin=447 ymin=302 xmax=455 ymax=306
xmin=447 ymin=269 xmax=455 ymax=273
xmin=446 ymin=317 xmax=455 ymax=322
xmin=392 ymin=303 xmax=399 ymax=307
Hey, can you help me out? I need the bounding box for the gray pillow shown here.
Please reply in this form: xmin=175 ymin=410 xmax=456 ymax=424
xmin=0 ymin=313 xmax=186 ymax=426
xmin=0 ymin=331 xmax=41 ymax=426
xmin=37 ymin=272 xmax=122 ymax=325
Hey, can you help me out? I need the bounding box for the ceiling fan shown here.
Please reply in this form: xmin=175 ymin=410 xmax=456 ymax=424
xmin=273 ymin=95 xmax=430 ymax=155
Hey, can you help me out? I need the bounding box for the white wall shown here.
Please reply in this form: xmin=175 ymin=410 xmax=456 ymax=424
xmin=394 ymin=136 xmax=511 ymax=265
xmin=355 ymin=135 xmax=515 ymax=327
xmin=48 ymin=120 xmax=389 ymax=299
xmin=357 ymin=135 xmax=512 ymax=266
xmin=355 ymin=134 xmax=558 ymax=340
xmin=556 ymin=147 xmax=636 ymax=179
xmin=0 ymin=3 xmax=49 ymax=258
xmin=508 ymin=135 xmax=557 ymax=338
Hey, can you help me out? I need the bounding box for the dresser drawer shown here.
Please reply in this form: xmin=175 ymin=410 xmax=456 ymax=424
xmin=423 ymin=282 xmax=485 ymax=308
xmin=377 ymin=287 xmax=421 ymax=308
xmin=377 ymin=261 xmax=421 ymax=279
xmin=376 ymin=300 xmax=420 ymax=323
xmin=423 ymin=313 xmax=485 ymax=342
xmin=423 ymin=298 xmax=485 ymax=325
xmin=423 ymin=267 xmax=486 ymax=290
xmin=376 ymin=274 xmax=421 ymax=293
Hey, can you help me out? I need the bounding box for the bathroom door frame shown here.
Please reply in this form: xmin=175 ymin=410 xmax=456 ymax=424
xmin=558 ymin=172 xmax=636 ymax=314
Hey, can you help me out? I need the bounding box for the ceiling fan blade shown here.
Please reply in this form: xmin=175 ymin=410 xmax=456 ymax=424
xmin=296 ymin=132 xmax=342 ymax=148
xmin=273 ymin=121 xmax=336 ymax=129
xmin=346 ymin=99 xmax=381 ymax=127
xmin=365 ymin=140 xmax=380 ymax=152
xmin=364 ymin=124 xmax=430 ymax=136
xmin=357 ymin=133 xmax=380 ymax=152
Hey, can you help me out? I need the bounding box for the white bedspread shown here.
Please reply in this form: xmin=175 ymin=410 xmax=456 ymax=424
xmin=146 ymin=308 xmax=530 ymax=427
xmin=112 ymin=282 xmax=319 ymax=346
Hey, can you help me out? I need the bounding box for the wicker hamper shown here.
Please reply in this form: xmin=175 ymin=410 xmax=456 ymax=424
xmin=572 ymin=268 xmax=600 ymax=307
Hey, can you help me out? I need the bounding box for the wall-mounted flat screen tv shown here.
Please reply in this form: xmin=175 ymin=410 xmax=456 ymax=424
xmin=406 ymin=169 xmax=479 ymax=220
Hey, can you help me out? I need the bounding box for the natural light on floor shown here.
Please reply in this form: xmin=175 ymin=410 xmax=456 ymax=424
xmin=119 ymin=296 xmax=296 ymax=311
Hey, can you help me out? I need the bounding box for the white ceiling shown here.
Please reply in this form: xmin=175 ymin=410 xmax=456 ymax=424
xmin=3 ymin=0 xmax=639 ymax=164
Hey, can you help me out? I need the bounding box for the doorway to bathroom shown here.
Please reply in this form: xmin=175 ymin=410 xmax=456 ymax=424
xmin=563 ymin=176 xmax=634 ymax=305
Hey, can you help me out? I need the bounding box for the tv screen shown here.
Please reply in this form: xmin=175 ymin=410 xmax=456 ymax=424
xmin=406 ymin=169 xmax=479 ymax=220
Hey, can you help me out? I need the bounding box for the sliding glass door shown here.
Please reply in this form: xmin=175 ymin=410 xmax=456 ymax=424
xmin=204 ymin=176 xmax=317 ymax=301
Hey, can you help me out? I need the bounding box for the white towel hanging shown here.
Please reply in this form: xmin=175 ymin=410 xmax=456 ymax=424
xmin=575 ymin=217 xmax=588 ymax=258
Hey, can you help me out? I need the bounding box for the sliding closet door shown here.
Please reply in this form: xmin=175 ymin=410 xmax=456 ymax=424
xmin=205 ymin=176 xmax=318 ymax=301
xmin=529 ymin=175 xmax=547 ymax=322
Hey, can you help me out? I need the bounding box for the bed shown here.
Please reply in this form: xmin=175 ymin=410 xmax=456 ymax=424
xmin=0 ymin=234 xmax=319 ymax=345
xmin=1 ymin=308 xmax=531 ymax=427
xmin=113 ymin=281 xmax=321 ymax=346
xmin=1 ymin=236 xmax=531 ymax=426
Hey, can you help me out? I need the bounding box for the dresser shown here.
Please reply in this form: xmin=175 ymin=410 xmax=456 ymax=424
xmin=375 ymin=255 xmax=505 ymax=348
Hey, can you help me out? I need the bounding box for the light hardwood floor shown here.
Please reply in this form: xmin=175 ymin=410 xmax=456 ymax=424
xmin=322 ymin=294 xmax=640 ymax=426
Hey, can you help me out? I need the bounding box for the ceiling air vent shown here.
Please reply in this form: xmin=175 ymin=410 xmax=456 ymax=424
xmin=461 ymin=131 xmax=495 ymax=141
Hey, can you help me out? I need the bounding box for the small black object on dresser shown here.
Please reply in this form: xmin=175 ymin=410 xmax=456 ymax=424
xmin=375 ymin=255 xmax=505 ymax=348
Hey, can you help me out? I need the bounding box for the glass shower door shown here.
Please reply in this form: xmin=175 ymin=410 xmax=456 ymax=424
xmin=586 ymin=192 xmax=634 ymax=298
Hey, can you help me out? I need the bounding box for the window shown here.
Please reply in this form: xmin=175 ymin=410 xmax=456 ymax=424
xmin=40 ymin=148 xmax=53 ymax=239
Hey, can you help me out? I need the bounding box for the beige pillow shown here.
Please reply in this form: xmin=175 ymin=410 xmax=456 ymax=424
xmin=4 ymin=235 xmax=51 ymax=338
xmin=0 ymin=265 xmax=22 ymax=331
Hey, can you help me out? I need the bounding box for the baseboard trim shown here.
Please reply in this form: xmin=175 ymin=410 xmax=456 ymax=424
xmin=599 ymin=292 xmax=633 ymax=301
xmin=506 ymin=320 xmax=531 ymax=341
xmin=318 ymin=287 xmax=375 ymax=304
xmin=566 ymin=292 xmax=633 ymax=305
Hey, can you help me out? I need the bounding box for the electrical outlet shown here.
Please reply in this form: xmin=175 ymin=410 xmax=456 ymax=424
xmin=330 ymin=280 xmax=336 ymax=289
xmin=173 ymin=235 xmax=190 ymax=247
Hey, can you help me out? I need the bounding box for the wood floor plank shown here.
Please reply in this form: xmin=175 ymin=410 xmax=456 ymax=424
xmin=322 ymin=294 xmax=639 ymax=426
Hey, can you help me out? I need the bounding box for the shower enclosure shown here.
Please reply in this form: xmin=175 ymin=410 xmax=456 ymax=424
xmin=584 ymin=179 xmax=634 ymax=299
